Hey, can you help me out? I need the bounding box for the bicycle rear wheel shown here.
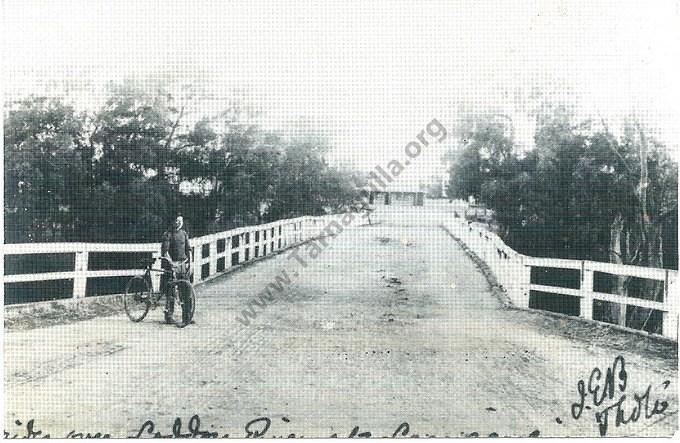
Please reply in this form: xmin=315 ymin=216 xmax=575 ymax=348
xmin=124 ymin=276 xmax=151 ymax=322
xmin=167 ymin=279 xmax=196 ymax=328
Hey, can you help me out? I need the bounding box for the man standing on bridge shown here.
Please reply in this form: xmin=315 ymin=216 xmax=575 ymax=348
xmin=161 ymin=214 xmax=193 ymax=325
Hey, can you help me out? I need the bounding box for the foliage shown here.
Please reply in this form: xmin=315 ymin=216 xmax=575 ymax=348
xmin=446 ymin=108 xmax=678 ymax=271
xmin=4 ymin=98 xmax=86 ymax=242
xmin=4 ymin=91 xmax=362 ymax=243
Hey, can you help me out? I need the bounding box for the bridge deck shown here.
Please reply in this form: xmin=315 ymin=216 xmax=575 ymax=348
xmin=4 ymin=213 xmax=677 ymax=437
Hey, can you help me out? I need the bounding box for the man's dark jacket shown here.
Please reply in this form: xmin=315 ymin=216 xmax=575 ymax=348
xmin=161 ymin=228 xmax=191 ymax=262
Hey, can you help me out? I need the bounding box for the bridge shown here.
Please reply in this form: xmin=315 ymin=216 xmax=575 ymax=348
xmin=3 ymin=203 xmax=678 ymax=437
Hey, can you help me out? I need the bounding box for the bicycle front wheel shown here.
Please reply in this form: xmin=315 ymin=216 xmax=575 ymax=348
xmin=124 ymin=276 xmax=151 ymax=322
xmin=167 ymin=279 xmax=196 ymax=328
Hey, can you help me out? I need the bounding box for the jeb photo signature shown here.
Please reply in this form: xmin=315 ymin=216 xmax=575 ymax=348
xmin=570 ymin=355 xmax=671 ymax=436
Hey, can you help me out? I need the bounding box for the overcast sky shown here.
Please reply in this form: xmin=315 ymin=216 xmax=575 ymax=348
xmin=4 ymin=0 xmax=679 ymax=185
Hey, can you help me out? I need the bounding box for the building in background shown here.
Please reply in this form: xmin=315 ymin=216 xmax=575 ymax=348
xmin=365 ymin=185 xmax=424 ymax=207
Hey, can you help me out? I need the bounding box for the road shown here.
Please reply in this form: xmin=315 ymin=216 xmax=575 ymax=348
xmin=4 ymin=205 xmax=678 ymax=437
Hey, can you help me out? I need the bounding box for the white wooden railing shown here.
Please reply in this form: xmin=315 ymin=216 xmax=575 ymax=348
xmin=445 ymin=218 xmax=679 ymax=340
xmin=3 ymin=214 xmax=339 ymax=305
xmin=5 ymin=210 xmax=677 ymax=339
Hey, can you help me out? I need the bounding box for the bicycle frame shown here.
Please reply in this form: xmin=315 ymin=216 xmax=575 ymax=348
xmin=124 ymin=256 xmax=195 ymax=326
xmin=142 ymin=258 xmax=189 ymax=295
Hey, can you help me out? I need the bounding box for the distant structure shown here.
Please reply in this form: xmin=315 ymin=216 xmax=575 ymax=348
xmin=364 ymin=186 xmax=424 ymax=207
xmin=441 ymin=162 xmax=450 ymax=199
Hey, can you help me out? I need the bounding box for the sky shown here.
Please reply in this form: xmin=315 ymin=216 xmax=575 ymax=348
xmin=3 ymin=0 xmax=679 ymax=187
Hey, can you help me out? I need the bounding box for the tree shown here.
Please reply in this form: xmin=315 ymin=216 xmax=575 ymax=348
xmin=4 ymin=97 xmax=86 ymax=242
xmin=531 ymin=107 xmax=589 ymax=257
xmin=84 ymin=85 xmax=184 ymax=240
xmin=446 ymin=116 xmax=514 ymax=202
xmin=447 ymin=145 xmax=483 ymax=202
xmin=267 ymin=140 xmax=332 ymax=219
xmin=92 ymin=84 xmax=178 ymax=184
xmin=174 ymin=116 xmax=282 ymax=231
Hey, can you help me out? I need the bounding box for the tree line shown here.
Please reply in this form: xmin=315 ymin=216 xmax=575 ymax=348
xmin=447 ymin=106 xmax=678 ymax=332
xmin=4 ymin=86 xmax=362 ymax=244
xmin=447 ymin=106 xmax=678 ymax=270
xmin=446 ymin=106 xmax=678 ymax=329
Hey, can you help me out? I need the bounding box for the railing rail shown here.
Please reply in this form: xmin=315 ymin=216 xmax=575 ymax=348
xmin=5 ymin=210 xmax=676 ymax=340
xmin=3 ymin=215 xmax=333 ymax=303
xmin=445 ymin=218 xmax=679 ymax=340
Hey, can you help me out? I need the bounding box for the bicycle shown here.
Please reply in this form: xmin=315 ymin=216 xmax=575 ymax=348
xmin=124 ymin=257 xmax=196 ymax=328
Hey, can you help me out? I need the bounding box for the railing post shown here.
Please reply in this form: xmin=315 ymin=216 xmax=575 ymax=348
xmin=208 ymin=240 xmax=216 ymax=277
xmin=270 ymin=226 xmax=274 ymax=249
xmin=616 ymin=302 xmax=627 ymax=327
xmin=580 ymin=261 xmax=594 ymax=321
xmin=495 ymin=242 xmax=505 ymax=288
xmin=663 ymin=270 xmax=678 ymax=339
xmin=517 ymin=259 xmax=531 ymax=308
xmin=489 ymin=237 xmax=498 ymax=277
xmin=198 ymin=241 xmax=206 ymax=279
xmin=73 ymin=250 xmax=89 ymax=298
xmin=504 ymin=255 xmax=529 ymax=307
xmin=241 ymin=232 xmax=248 ymax=262
xmin=662 ymin=312 xmax=678 ymax=340
xmin=226 ymin=236 xmax=233 ymax=269
xmin=149 ymin=250 xmax=161 ymax=292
